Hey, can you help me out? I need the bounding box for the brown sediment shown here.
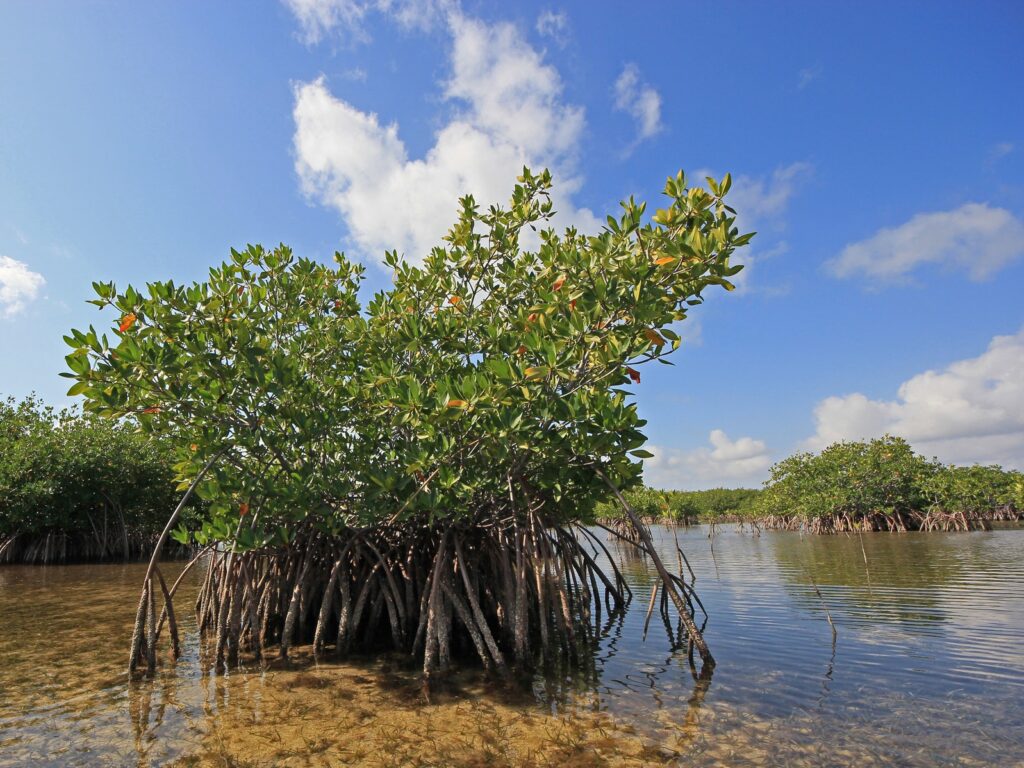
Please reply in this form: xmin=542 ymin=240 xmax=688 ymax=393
xmin=150 ymin=656 xmax=682 ymax=768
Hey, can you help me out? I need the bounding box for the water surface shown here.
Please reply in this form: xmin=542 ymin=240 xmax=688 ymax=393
xmin=1 ymin=525 xmax=1022 ymax=766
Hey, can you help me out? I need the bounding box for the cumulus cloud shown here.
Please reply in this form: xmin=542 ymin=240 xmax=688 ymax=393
xmin=535 ymin=10 xmax=568 ymax=45
xmin=804 ymin=328 xmax=1024 ymax=468
xmin=643 ymin=430 xmax=772 ymax=490
xmin=0 ymin=255 xmax=45 ymax=318
xmin=293 ymin=11 xmax=600 ymax=264
xmin=613 ymin=63 xmax=662 ymax=146
xmin=828 ymin=203 xmax=1024 ymax=283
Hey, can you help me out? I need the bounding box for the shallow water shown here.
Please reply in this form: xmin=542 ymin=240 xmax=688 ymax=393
xmin=1 ymin=525 xmax=1022 ymax=766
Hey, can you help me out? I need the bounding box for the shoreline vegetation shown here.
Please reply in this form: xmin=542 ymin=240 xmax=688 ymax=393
xmin=0 ymin=395 xmax=199 ymax=564
xmin=599 ymin=436 xmax=1023 ymax=534
xmin=61 ymin=169 xmax=747 ymax=681
xmin=4 ymin=413 xmax=1020 ymax=568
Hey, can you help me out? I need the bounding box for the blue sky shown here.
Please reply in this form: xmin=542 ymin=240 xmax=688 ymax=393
xmin=1 ymin=1 xmax=1022 ymax=488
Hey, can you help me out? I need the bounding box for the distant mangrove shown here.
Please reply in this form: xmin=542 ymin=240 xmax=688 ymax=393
xmin=595 ymin=486 xmax=761 ymax=538
xmin=754 ymin=436 xmax=1022 ymax=533
xmin=0 ymin=395 xmax=200 ymax=563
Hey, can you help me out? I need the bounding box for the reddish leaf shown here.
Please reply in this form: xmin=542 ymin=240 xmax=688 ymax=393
xmin=142 ymin=406 xmax=161 ymax=414
xmin=446 ymin=399 xmax=467 ymax=408
xmin=448 ymin=295 xmax=461 ymax=305
xmin=239 ymin=502 xmax=249 ymax=516
xmin=552 ymin=275 xmax=566 ymax=291
xmin=643 ymin=328 xmax=666 ymax=347
xmin=626 ymin=367 xmax=641 ymax=384
xmin=119 ymin=313 xmax=137 ymax=332
xmin=654 ymin=256 xmax=676 ymax=266
xmin=516 ymin=345 xmax=527 ymax=356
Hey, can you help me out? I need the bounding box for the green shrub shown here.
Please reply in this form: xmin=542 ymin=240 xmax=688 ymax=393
xmin=923 ymin=464 xmax=1021 ymax=515
xmin=755 ymin=435 xmax=1021 ymax=531
xmin=666 ymin=488 xmax=761 ymax=521
xmin=593 ymin=486 xmax=760 ymax=523
xmin=755 ymin=436 xmax=934 ymax=522
xmin=0 ymin=395 xmax=197 ymax=561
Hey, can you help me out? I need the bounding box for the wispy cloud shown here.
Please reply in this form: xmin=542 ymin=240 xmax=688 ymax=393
xmin=798 ymin=63 xmax=823 ymax=89
xmin=988 ymin=141 xmax=1014 ymax=162
xmin=284 ymin=0 xmax=370 ymax=44
xmin=613 ymin=63 xmax=662 ymax=150
xmin=340 ymin=66 xmax=368 ymax=81
xmin=535 ymin=9 xmax=568 ymax=46
xmin=282 ymin=0 xmax=445 ymax=45
xmin=692 ymin=162 xmax=812 ymax=293
xmin=726 ymin=162 xmax=813 ymax=232
xmin=828 ymin=202 xmax=1024 ymax=283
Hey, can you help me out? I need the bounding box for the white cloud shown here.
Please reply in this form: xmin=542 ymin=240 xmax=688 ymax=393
xmin=283 ymin=0 xmax=444 ymax=44
xmin=828 ymin=203 xmax=1024 ymax=283
xmin=613 ymin=63 xmax=662 ymax=146
xmin=293 ymin=11 xmax=600 ymax=265
xmin=798 ymin=64 xmax=823 ymax=89
xmin=0 ymin=255 xmax=45 ymax=318
xmin=535 ymin=10 xmax=568 ymax=45
xmin=727 ymin=162 xmax=812 ymax=231
xmin=804 ymin=328 xmax=1024 ymax=469
xmin=284 ymin=0 xmax=370 ymax=44
xmin=644 ymin=430 xmax=772 ymax=490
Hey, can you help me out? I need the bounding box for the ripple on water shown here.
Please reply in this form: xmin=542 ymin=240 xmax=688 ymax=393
xmin=1 ymin=525 xmax=1023 ymax=766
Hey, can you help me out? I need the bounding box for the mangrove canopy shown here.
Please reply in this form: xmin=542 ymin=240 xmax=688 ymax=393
xmin=62 ymin=168 xmax=752 ymax=680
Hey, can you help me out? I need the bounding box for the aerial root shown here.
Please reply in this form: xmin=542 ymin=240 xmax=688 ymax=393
xmin=129 ymin=511 xmax=678 ymax=681
xmin=757 ymin=507 xmax=1020 ymax=534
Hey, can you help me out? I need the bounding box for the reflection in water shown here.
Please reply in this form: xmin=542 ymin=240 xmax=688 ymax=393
xmin=1 ymin=526 xmax=1023 ymax=766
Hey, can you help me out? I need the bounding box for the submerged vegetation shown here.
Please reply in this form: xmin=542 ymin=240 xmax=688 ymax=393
xmin=0 ymin=395 xmax=196 ymax=563
xmin=754 ymin=436 xmax=1023 ymax=533
xmin=62 ymin=168 xmax=752 ymax=680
